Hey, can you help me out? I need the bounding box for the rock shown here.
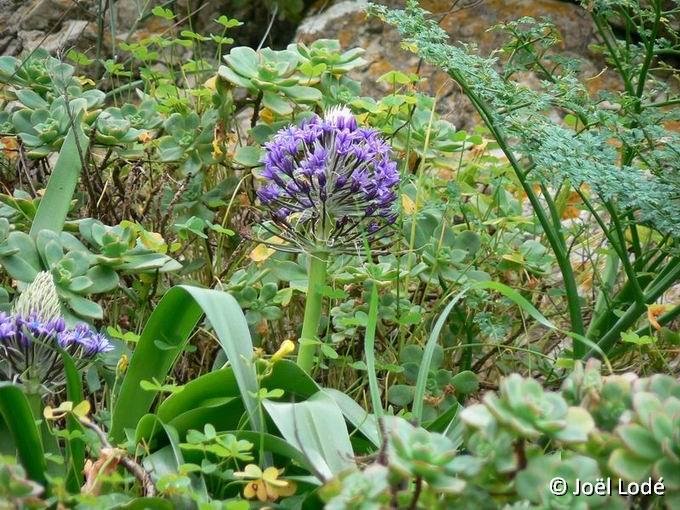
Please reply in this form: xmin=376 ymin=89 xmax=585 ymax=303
xmin=20 ymin=0 xmax=89 ymax=31
xmin=296 ymin=0 xmax=621 ymax=129
xmin=0 ymin=0 xmax=310 ymax=60
xmin=0 ymin=0 xmax=162 ymax=57
xmin=19 ymin=21 xmax=94 ymax=54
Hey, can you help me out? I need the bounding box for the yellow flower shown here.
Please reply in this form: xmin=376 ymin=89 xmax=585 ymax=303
xmin=235 ymin=464 xmax=296 ymax=502
xmin=76 ymin=76 xmax=96 ymax=87
xmin=116 ymin=354 xmax=129 ymax=376
xmin=204 ymin=76 xmax=217 ymax=91
xmin=212 ymin=137 xmax=224 ymax=158
xmin=259 ymin=107 xmax=275 ymax=124
xmin=271 ymin=340 xmax=296 ymax=363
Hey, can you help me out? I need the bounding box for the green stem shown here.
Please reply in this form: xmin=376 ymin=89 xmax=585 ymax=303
xmin=451 ymin=78 xmax=585 ymax=349
xmin=586 ymin=251 xmax=619 ymax=339
xmin=589 ymin=259 xmax=680 ymax=356
xmin=297 ymin=251 xmax=329 ymax=373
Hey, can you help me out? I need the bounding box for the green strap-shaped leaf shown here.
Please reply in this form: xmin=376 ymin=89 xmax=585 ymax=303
xmin=0 ymin=383 xmax=47 ymax=486
xmin=137 ymin=415 xmax=208 ymax=498
xmin=413 ymin=287 xmax=469 ymax=424
xmin=110 ymin=285 xmax=260 ymax=442
xmin=263 ymin=391 xmax=354 ymax=480
xmin=29 ymin=122 xmax=89 ymax=238
xmin=61 ymin=350 xmax=85 ymax=491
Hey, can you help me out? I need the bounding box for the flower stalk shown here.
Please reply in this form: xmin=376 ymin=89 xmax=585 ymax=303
xmin=254 ymin=106 xmax=399 ymax=372
xmin=297 ymin=251 xmax=328 ymax=373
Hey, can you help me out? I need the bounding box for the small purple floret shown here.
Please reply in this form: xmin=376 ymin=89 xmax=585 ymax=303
xmin=0 ymin=312 xmax=112 ymax=390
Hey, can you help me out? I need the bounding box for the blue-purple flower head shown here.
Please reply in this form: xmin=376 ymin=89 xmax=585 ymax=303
xmin=0 ymin=311 xmax=112 ymax=392
xmin=256 ymin=106 xmax=399 ymax=251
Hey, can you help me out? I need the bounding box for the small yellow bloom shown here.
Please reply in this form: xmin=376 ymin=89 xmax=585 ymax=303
xmin=44 ymin=401 xmax=74 ymax=420
xmin=401 ymin=194 xmax=416 ymax=215
xmin=259 ymin=107 xmax=275 ymax=124
xmin=212 ymin=137 xmax=224 ymax=159
xmin=138 ymin=131 xmax=153 ymax=143
xmin=235 ymin=464 xmax=296 ymax=502
xmin=271 ymin=340 xmax=296 ymax=363
xmin=204 ymin=76 xmax=217 ymax=91
xmin=116 ymin=354 xmax=129 ymax=375
xmin=249 ymin=236 xmax=286 ymax=262
xmin=76 ymin=76 xmax=96 ymax=87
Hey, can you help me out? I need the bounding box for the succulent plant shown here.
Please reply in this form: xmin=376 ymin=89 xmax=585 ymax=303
xmin=94 ymin=107 xmax=143 ymax=146
xmin=389 ymin=101 xmax=468 ymax=161
xmin=11 ymin=97 xmax=87 ymax=158
xmin=0 ymin=49 xmax=70 ymax=96
xmin=0 ymin=218 xmax=179 ymax=319
xmin=386 ymin=416 xmax=467 ymax=494
xmin=78 ymin=219 xmax=181 ymax=273
xmin=461 ymin=374 xmax=595 ymax=443
xmin=218 ymin=46 xmax=322 ymax=115
xmin=233 ymin=282 xmax=284 ymax=327
xmin=321 ymin=465 xmax=391 ymax=510
xmin=156 ymin=110 xmax=217 ymax=174
xmin=516 ymin=454 xmax=624 ymax=509
xmin=120 ymin=100 xmax=163 ymax=130
xmin=2 ymin=51 xmax=106 ymax=159
xmin=289 ymin=39 xmax=367 ymax=76
xmin=464 ymin=423 xmax=519 ymax=475
xmin=608 ymin=378 xmax=680 ymax=505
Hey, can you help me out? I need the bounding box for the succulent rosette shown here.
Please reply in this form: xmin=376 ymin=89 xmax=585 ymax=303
xmin=0 ymin=272 xmax=113 ymax=392
xmin=256 ymin=106 xmax=400 ymax=252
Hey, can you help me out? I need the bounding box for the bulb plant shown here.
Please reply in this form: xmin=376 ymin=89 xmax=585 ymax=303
xmin=256 ymin=106 xmax=399 ymax=372
xmin=0 ymin=272 xmax=112 ymax=394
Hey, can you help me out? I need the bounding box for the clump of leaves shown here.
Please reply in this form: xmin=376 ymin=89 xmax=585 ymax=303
xmin=0 ymin=218 xmax=179 ymax=319
xmin=462 ymin=373 xmax=595 ymax=443
xmin=218 ymin=46 xmax=321 ymax=115
xmin=388 ymin=344 xmax=478 ymax=422
xmin=608 ymin=377 xmax=680 ymax=506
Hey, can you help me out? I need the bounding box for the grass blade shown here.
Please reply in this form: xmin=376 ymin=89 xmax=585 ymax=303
xmin=364 ymin=283 xmax=383 ymax=419
xmin=61 ymin=350 xmax=85 ymax=491
xmin=412 ymin=287 xmax=469 ymax=423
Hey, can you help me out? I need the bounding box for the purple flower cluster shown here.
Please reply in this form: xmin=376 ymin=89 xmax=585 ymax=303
xmin=256 ymin=107 xmax=399 ymax=251
xmin=0 ymin=311 xmax=112 ymax=390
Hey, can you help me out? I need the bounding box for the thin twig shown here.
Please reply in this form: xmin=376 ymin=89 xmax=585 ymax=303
xmin=78 ymin=417 xmax=156 ymax=497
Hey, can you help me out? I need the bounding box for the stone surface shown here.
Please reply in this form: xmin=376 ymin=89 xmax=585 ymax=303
xmin=1 ymin=0 xmax=623 ymax=129
xmin=0 ymin=0 xmax=311 ymax=58
xmin=19 ymin=20 xmax=93 ymax=54
xmin=296 ymin=0 xmax=620 ymax=129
